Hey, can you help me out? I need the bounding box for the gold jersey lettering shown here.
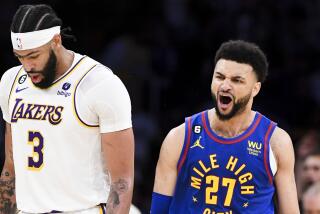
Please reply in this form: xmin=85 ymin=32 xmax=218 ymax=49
xmin=234 ymin=164 xmax=246 ymax=176
xmin=203 ymin=209 xmax=210 ymax=214
xmin=209 ymin=154 xmax=219 ymax=169
xmin=239 ymin=172 xmax=253 ymax=184
xmin=199 ymin=160 xmax=211 ymax=173
xmin=191 ymin=176 xmax=202 ymax=189
xmin=226 ymin=156 xmax=238 ymax=171
xmin=193 ymin=167 xmax=205 ymax=178
xmin=190 ymin=153 xmax=256 ymax=206
xmin=241 ymin=185 xmax=255 ymax=194
xmin=203 ymin=208 xmax=233 ymax=214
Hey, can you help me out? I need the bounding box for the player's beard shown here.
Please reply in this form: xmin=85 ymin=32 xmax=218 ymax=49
xmin=28 ymin=50 xmax=57 ymax=89
xmin=212 ymin=91 xmax=251 ymax=121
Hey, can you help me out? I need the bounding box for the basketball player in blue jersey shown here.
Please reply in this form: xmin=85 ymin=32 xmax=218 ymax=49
xmin=151 ymin=40 xmax=300 ymax=213
xmin=0 ymin=4 xmax=134 ymax=214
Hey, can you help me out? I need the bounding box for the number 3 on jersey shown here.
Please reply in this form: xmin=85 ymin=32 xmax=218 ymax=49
xmin=27 ymin=131 xmax=44 ymax=170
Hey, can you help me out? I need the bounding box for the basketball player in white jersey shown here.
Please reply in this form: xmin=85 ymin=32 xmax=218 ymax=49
xmin=0 ymin=4 xmax=135 ymax=214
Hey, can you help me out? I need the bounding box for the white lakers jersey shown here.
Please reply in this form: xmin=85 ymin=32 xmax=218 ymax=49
xmin=0 ymin=53 xmax=132 ymax=213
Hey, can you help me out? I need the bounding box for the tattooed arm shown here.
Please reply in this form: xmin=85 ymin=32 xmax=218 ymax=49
xmin=0 ymin=123 xmax=16 ymax=214
xmin=101 ymin=128 xmax=134 ymax=214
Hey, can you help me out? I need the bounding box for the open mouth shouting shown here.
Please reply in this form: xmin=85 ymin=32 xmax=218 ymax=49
xmin=218 ymin=93 xmax=234 ymax=112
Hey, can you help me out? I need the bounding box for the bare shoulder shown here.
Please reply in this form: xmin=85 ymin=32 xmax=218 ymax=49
xmin=163 ymin=123 xmax=185 ymax=146
xmin=270 ymin=127 xmax=292 ymax=150
xmin=270 ymin=127 xmax=294 ymax=168
xmin=159 ymin=123 xmax=186 ymax=166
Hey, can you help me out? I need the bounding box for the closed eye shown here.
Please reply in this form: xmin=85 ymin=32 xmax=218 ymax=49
xmin=215 ymin=74 xmax=225 ymax=80
xmin=28 ymin=55 xmax=39 ymax=59
xmin=13 ymin=50 xmax=40 ymax=59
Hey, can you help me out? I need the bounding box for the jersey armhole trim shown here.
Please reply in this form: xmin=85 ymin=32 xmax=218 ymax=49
xmin=263 ymin=121 xmax=277 ymax=185
xmin=8 ymin=66 xmax=24 ymax=105
xmin=177 ymin=117 xmax=192 ymax=173
xmin=73 ymin=64 xmax=99 ymax=128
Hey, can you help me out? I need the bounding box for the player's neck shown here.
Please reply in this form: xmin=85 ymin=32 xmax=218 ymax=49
xmin=54 ymin=48 xmax=74 ymax=80
xmin=209 ymin=108 xmax=255 ymax=138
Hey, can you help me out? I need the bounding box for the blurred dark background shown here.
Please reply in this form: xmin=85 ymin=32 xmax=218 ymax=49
xmin=1 ymin=0 xmax=320 ymax=213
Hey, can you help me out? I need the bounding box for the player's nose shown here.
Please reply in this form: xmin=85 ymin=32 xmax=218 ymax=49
xmin=23 ymin=61 xmax=35 ymax=72
xmin=220 ymin=79 xmax=232 ymax=91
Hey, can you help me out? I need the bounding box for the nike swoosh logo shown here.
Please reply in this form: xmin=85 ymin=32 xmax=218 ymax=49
xmin=15 ymin=87 xmax=29 ymax=93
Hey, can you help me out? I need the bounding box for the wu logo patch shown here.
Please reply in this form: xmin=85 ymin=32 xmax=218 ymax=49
xmin=248 ymin=141 xmax=262 ymax=150
xmin=247 ymin=141 xmax=262 ymax=156
xmin=190 ymin=136 xmax=204 ymax=149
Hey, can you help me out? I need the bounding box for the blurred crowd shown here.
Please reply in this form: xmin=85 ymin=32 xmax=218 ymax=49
xmin=1 ymin=0 xmax=320 ymax=213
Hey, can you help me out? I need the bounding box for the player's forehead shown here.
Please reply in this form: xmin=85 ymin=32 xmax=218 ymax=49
xmin=214 ymin=59 xmax=254 ymax=77
xmin=13 ymin=42 xmax=50 ymax=57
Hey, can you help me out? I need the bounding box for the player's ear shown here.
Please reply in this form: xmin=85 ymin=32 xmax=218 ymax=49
xmin=252 ymin=82 xmax=261 ymax=97
xmin=51 ymin=34 xmax=62 ymax=49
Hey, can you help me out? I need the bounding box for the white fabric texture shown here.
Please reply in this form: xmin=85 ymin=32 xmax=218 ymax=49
xmin=11 ymin=26 xmax=60 ymax=50
xmin=269 ymin=144 xmax=277 ymax=176
xmin=75 ymin=64 xmax=132 ymax=133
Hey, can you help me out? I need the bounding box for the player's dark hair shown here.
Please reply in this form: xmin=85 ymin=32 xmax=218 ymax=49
xmin=11 ymin=4 xmax=75 ymax=41
xmin=214 ymin=40 xmax=268 ymax=83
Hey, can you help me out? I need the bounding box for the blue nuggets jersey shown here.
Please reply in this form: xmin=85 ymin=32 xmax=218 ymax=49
xmin=169 ymin=110 xmax=277 ymax=214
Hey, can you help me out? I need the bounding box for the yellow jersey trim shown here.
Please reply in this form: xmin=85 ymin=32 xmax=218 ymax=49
xmin=72 ymin=64 xmax=99 ymax=128
xmin=8 ymin=66 xmax=24 ymax=105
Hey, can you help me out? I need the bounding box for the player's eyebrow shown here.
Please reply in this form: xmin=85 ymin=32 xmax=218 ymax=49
xmin=215 ymin=71 xmax=225 ymax=76
xmin=232 ymin=75 xmax=245 ymax=80
xmin=13 ymin=50 xmax=39 ymax=58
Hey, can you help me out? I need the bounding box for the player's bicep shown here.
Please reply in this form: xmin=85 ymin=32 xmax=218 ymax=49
xmin=153 ymin=125 xmax=184 ymax=196
xmin=101 ymin=128 xmax=134 ymax=180
xmin=271 ymin=128 xmax=300 ymax=214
